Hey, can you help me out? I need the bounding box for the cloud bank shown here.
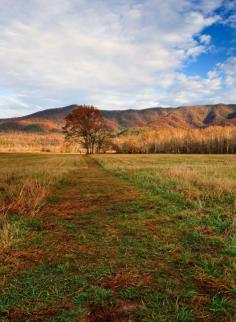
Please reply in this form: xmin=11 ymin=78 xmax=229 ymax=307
xmin=0 ymin=0 xmax=235 ymax=117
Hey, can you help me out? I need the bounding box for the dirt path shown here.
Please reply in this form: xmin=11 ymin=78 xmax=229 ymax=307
xmin=1 ymin=156 xmax=148 ymax=321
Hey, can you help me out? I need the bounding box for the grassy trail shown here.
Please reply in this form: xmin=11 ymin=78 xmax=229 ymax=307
xmin=0 ymin=156 xmax=143 ymax=321
xmin=1 ymin=155 xmax=235 ymax=321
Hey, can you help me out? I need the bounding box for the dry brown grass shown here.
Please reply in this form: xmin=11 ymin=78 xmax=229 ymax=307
xmin=0 ymin=178 xmax=50 ymax=219
xmin=0 ymin=154 xmax=85 ymax=254
xmin=0 ymin=132 xmax=85 ymax=153
xmin=163 ymin=166 xmax=236 ymax=199
xmin=0 ymin=173 xmax=53 ymax=252
xmin=95 ymin=154 xmax=236 ymax=201
xmin=8 ymin=179 xmax=49 ymax=216
xmin=89 ymin=300 xmax=143 ymax=322
xmin=0 ymin=132 xmax=64 ymax=152
xmin=0 ymin=222 xmax=19 ymax=253
xmin=101 ymin=273 xmax=150 ymax=291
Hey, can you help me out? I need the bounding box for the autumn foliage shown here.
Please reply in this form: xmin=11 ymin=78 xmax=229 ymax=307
xmin=63 ymin=105 xmax=111 ymax=154
xmin=113 ymin=126 xmax=236 ymax=153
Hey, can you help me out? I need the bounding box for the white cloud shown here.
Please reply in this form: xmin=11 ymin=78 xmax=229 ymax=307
xmin=221 ymin=0 xmax=236 ymax=27
xmin=158 ymin=56 xmax=236 ymax=107
xmin=0 ymin=0 xmax=234 ymax=118
xmin=0 ymin=96 xmax=35 ymax=117
xmin=225 ymin=14 xmax=236 ymax=27
xmin=199 ymin=34 xmax=212 ymax=44
xmin=217 ymin=57 xmax=236 ymax=100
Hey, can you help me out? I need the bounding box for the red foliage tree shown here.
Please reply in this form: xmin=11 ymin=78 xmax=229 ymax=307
xmin=63 ymin=105 xmax=111 ymax=154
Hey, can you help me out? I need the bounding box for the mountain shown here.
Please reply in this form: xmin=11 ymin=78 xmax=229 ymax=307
xmin=0 ymin=103 xmax=236 ymax=133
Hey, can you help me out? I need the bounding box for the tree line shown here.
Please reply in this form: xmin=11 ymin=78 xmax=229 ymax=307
xmin=113 ymin=126 xmax=236 ymax=154
xmin=64 ymin=106 xmax=236 ymax=154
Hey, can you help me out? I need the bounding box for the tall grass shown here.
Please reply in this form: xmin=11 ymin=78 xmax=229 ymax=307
xmin=0 ymin=154 xmax=85 ymax=253
xmin=94 ymin=154 xmax=236 ymax=208
xmin=0 ymin=132 xmax=86 ymax=153
xmin=0 ymin=171 xmax=51 ymax=253
xmin=0 ymin=132 xmax=64 ymax=152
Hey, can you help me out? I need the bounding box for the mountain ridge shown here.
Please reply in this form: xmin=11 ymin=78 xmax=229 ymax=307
xmin=1 ymin=103 xmax=236 ymax=133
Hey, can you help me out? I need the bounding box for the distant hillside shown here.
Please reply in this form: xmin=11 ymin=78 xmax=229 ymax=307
xmin=1 ymin=104 xmax=236 ymax=133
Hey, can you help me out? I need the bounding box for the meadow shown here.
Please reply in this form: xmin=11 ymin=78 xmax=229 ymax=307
xmin=0 ymin=133 xmax=63 ymax=152
xmin=0 ymin=153 xmax=235 ymax=321
xmin=0 ymin=154 xmax=86 ymax=252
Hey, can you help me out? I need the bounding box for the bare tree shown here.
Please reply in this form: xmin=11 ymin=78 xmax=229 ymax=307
xmin=63 ymin=105 xmax=111 ymax=154
xmin=113 ymin=126 xmax=236 ymax=154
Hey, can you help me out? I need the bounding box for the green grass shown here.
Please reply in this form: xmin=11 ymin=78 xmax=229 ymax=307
xmin=0 ymin=153 xmax=236 ymax=321
xmin=94 ymin=154 xmax=236 ymax=321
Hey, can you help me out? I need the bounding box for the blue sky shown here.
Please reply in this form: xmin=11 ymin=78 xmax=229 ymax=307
xmin=0 ymin=0 xmax=236 ymax=117
xmin=184 ymin=23 xmax=236 ymax=77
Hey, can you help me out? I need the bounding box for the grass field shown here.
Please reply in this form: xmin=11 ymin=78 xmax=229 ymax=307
xmin=0 ymin=133 xmax=64 ymax=152
xmin=0 ymin=153 xmax=236 ymax=321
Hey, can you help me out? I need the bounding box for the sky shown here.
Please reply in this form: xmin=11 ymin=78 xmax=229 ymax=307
xmin=0 ymin=0 xmax=236 ymax=118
